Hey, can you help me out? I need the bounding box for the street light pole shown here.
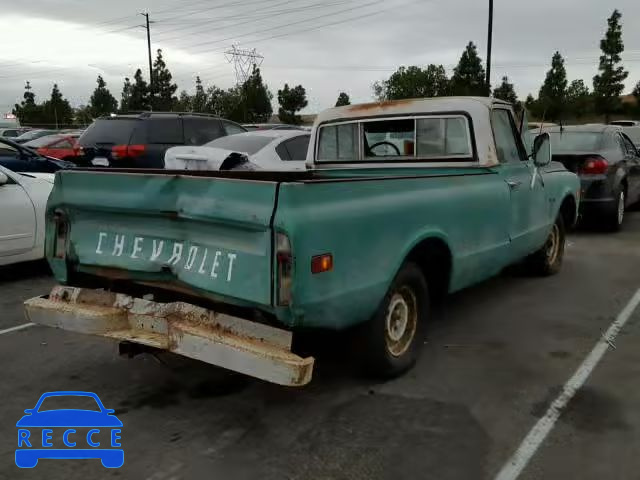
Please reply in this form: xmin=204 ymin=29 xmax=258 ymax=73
xmin=486 ymin=0 xmax=494 ymax=92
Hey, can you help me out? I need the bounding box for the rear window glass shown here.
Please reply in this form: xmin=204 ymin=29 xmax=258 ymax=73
xmin=79 ymin=119 xmax=140 ymax=145
xmin=317 ymin=116 xmax=471 ymax=162
xmin=24 ymin=135 xmax=64 ymax=147
xmin=317 ymin=123 xmax=358 ymax=161
xmin=205 ymin=134 xmax=272 ymax=155
xmin=148 ymin=118 xmax=183 ymax=144
xmin=550 ymin=132 xmax=603 ymax=152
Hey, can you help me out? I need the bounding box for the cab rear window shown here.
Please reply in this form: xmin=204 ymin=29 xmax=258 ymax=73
xmin=316 ymin=116 xmax=472 ymax=162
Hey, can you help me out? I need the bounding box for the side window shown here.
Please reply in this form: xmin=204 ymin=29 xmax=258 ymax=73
xmin=183 ymin=118 xmax=224 ymax=145
xmin=222 ymin=120 xmax=246 ymax=136
xmin=491 ymin=109 xmax=525 ymax=163
xmin=147 ymin=118 xmax=183 ymax=144
xmin=275 ymin=143 xmax=291 ymax=161
xmin=621 ymin=134 xmax=637 ymax=155
xmin=317 ymin=123 xmax=358 ymax=162
xmin=53 ymin=139 xmax=73 ymax=149
xmin=282 ymin=135 xmax=310 ymax=161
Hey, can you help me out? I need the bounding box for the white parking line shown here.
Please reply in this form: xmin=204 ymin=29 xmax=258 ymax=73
xmin=0 ymin=322 xmax=36 ymax=336
xmin=495 ymin=287 xmax=640 ymax=480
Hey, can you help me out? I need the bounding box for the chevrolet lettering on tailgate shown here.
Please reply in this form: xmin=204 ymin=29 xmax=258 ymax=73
xmin=94 ymin=232 xmax=238 ymax=282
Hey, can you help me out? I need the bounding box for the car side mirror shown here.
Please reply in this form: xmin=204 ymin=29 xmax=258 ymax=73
xmin=532 ymin=133 xmax=552 ymax=167
xmin=0 ymin=172 xmax=8 ymax=185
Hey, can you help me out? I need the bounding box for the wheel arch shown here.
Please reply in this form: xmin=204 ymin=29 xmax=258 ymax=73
xmin=400 ymin=232 xmax=453 ymax=304
xmin=559 ymin=193 xmax=578 ymax=229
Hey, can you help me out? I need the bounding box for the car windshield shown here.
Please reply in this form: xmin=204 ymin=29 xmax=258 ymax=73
xmin=37 ymin=395 xmax=102 ymax=412
xmin=79 ymin=118 xmax=140 ymax=145
xmin=549 ymin=132 xmax=603 ymax=152
xmin=24 ymin=135 xmax=64 ymax=147
xmin=204 ymin=134 xmax=273 ymax=155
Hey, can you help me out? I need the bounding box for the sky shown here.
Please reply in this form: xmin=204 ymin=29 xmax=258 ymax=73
xmin=1 ymin=0 xmax=639 ymax=116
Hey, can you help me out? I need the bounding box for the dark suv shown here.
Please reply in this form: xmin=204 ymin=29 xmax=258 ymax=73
xmin=77 ymin=112 xmax=247 ymax=168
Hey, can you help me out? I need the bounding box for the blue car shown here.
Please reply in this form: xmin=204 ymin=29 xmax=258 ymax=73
xmin=16 ymin=391 xmax=123 ymax=468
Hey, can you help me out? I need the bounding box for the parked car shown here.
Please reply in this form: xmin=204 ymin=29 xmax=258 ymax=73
xmin=0 ymin=138 xmax=75 ymax=173
xmin=0 ymin=165 xmax=54 ymax=266
xmin=548 ymin=124 xmax=640 ymax=230
xmin=14 ymin=129 xmax=57 ymax=144
xmin=25 ymin=97 xmax=579 ymax=387
xmin=0 ymin=127 xmax=30 ymax=138
xmin=23 ymin=134 xmax=83 ymax=162
xmin=164 ymin=130 xmax=310 ymax=171
xmin=77 ymin=112 xmax=247 ymax=169
xmin=609 ymin=120 xmax=640 ymax=127
xmin=242 ymin=123 xmax=304 ymax=131
xmin=608 ymin=122 xmax=640 ymax=150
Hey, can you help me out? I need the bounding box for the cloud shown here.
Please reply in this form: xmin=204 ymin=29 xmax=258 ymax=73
xmin=1 ymin=0 xmax=639 ymax=115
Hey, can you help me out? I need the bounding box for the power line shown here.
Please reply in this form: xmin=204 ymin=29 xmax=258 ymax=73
xmin=154 ymin=0 xmax=308 ymax=41
xmin=184 ymin=0 xmax=387 ymax=51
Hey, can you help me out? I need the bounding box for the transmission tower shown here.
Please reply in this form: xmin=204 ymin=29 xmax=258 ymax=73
xmin=224 ymin=45 xmax=264 ymax=85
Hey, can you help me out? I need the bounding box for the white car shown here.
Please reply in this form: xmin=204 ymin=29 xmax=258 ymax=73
xmin=164 ymin=130 xmax=310 ymax=171
xmin=0 ymin=165 xmax=54 ymax=266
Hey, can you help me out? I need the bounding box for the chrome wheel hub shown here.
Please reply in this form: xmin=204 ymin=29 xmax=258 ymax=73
xmin=385 ymin=287 xmax=418 ymax=357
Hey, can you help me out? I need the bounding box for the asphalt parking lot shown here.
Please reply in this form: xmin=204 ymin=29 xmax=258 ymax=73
xmin=1 ymin=213 xmax=639 ymax=480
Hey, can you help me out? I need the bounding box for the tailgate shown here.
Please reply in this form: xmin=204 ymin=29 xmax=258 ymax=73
xmin=49 ymin=170 xmax=278 ymax=306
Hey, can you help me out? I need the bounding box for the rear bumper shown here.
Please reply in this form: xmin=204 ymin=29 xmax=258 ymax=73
xmin=24 ymin=286 xmax=313 ymax=387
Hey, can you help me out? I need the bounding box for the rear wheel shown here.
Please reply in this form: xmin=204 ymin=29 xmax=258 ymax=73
xmin=602 ymin=188 xmax=625 ymax=232
xmin=358 ymin=262 xmax=429 ymax=378
xmin=525 ymin=214 xmax=565 ymax=276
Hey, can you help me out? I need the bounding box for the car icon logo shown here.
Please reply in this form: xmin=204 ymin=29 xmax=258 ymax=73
xmin=16 ymin=391 xmax=123 ymax=468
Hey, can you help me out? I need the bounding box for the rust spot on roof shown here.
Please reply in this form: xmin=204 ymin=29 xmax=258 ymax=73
xmin=346 ymin=98 xmax=420 ymax=112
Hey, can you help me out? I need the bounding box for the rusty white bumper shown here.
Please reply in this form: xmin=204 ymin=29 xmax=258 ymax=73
xmin=24 ymin=286 xmax=313 ymax=387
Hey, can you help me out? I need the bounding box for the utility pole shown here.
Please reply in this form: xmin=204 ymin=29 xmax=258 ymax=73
xmin=486 ymin=0 xmax=494 ymax=93
xmin=140 ymin=12 xmax=154 ymax=104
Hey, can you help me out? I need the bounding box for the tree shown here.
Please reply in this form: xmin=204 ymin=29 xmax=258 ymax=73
xmin=42 ymin=84 xmax=73 ymax=127
xmin=593 ymin=10 xmax=629 ymax=122
xmin=120 ymin=77 xmax=132 ymax=113
xmin=88 ymin=75 xmax=118 ymax=118
xmin=538 ymin=51 xmax=568 ymax=122
xmin=192 ymin=76 xmax=207 ymax=113
xmin=129 ymin=69 xmax=150 ymax=111
xmin=13 ymin=81 xmax=43 ymax=125
xmin=277 ymin=84 xmax=308 ymax=125
xmin=335 ymin=92 xmax=351 ymax=106
xmin=242 ymin=66 xmax=273 ymax=122
xmin=373 ymin=65 xmax=449 ymax=100
xmin=493 ymin=76 xmax=518 ymax=106
xmin=74 ymin=105 xmax=93 ymax=126
xmin=566 ymin=79 xmax=592 ymax=119
xmin=150 ymin=49 xmax=178 ymax=111
xmin=175 ymin=90 xmax=193 ymax=112
xmin=450 ymin=42 xmax=489 ymax=96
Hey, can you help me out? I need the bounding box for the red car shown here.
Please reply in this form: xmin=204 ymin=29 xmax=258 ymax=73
xmin=23 ymin=134 xmax=83 ymax=162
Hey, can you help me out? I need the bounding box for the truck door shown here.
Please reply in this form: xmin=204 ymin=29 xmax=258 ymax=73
xmin=492 ymin=108 xmax=548 ymax=261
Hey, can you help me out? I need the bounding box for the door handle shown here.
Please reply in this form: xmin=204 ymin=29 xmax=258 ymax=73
xmin=507 ymin=180 xmax=522 ymax=190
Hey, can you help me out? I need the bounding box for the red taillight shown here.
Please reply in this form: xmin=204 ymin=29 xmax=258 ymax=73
xmin=73 ymin=146 xmax=84 ymax=157
xmin=111 ymin=144 xmax=146 ymax=159
xmin=579 ymin=156 xmax=608 ymax=175
xmin=276 ymin=233 xmax=292 ymax=306
xmin=311 ymin=254 xmax=333 ymax=274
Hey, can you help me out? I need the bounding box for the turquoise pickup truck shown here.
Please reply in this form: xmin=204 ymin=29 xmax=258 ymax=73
xmin=25 ymin=97 xmax=579 ymax=386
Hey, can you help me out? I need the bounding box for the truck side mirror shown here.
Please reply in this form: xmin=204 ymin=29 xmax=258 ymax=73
xmin=532 ymin=133 xmax=552 ymax=167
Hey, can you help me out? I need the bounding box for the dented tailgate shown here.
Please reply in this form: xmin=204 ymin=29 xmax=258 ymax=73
xmin=48 ymin=170 xmax=279 ymax=306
